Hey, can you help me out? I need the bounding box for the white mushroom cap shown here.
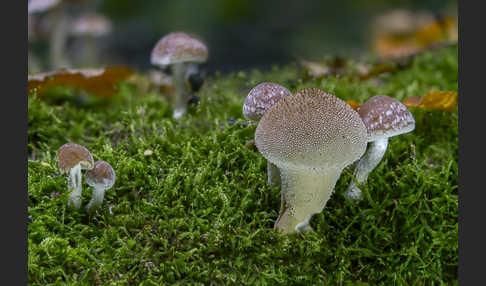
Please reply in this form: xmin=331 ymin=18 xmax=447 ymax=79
xmin=358 ymin=95 xmax=415 ymax=142
xmin=28 ymin=0 xmax=61 ymax=14
xmin=243 ymin=82 xmax=292 ymax=121
xmin=255 ymin=88 xmax=368 ymax=170
xmin=150 ymin=32 xmax=208 ymax=67
xmin=57 ymin=142 xmax=94 ymax=174
xmin=85 ymin=161 xmax=115 ymax=190
xmin=70 ymin=12 xmax=112 ymax=37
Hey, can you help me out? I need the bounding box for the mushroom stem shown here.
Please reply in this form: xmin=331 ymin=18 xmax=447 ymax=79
xmin=274 ymin=167 xmax=342 ymax=234
xmin=171 ymin=62 xmax=189 ymax=118
xmin=49 ymin=5 xmax=69 ymax=69
xmin=345 ymin=138 xmax=389 ymax=200
xmin=67 ymin=164 xmax=83 ymax=209
xmin=267 ymin=161 xmax=281 ymax=186
xmin=85 ymin=35 xmax=98 ymax=67
xmin=85 ymin=185 xmax=105 ymax=213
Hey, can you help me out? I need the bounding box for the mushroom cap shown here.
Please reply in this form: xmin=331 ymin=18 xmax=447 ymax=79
xmin=151 ymin=32 xmax=208 ymax=67
xmin=358 ymin=95 xmax=415 ymax=142
xmin=70 ymin=12 xmax=112 ymax=37
xmin=243 ymin=82 xmax=292 ymax=121
xmin=255 ymin=88 xmax=368 ymax=170
xmin=85 ymin=161 xmax=116 ymax=189
xmin=28 ymin=0 xmax=61 ymax=14
xmin=57 ymin=142 xmax=94 ymax=174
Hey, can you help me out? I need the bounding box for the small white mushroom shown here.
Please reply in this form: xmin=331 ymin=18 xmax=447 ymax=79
xmin=242 ymin=82 xmax=292 ymax=187
xmin=151 ymin=32 xmax=208 ymax=118
xmin=255 ymin=88 xmax=368 ymax=234
xmin=345 ymin=95 xmax=415 ymax=201
xmin=57 ymin=142 xmax=94 ymax=209
xmin=85 ymin=161 xmax=116 ymax=213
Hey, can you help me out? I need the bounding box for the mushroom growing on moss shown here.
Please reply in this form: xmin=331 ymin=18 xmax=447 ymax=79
xmin=85 ymin=161 xmax=115 ymax=213
xmin=243 ymin=82 xmax=292 ymax=186
xmin=255 ymin=88 xmax=368 ymax=234
xmin=57 ymin=142 xmax=94 ymax=208
xmin=345 ymin=95 xmax=415 ymax=201
xmin=151 ymin=32 xmax=208 ymax=118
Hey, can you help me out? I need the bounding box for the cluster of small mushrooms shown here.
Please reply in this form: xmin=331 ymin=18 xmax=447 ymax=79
xmin=57 ymin=142 xmax=116 ymax=213
xmin=243 ymin=83 xmax=415 ymax=234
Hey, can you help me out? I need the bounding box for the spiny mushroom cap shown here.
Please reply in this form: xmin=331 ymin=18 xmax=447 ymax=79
xmin=243 ymin=82 xmax=292 ymax=121
xmin=70 ymin=12 xmax=112 ymax=37
xmin=358 ymin=95 xmax=415 ymax=142
xmin=28 ymin=0 xmax=61 ymax=14
xmin=57 ymin=142 xmax=94 ymax=174
xmin=151 ymin=32 xmax=208 ymax=67
xmin=85 ymin=161 xmax=116 ymax=189
xmin=255 ymin=88 xmax=368 ymax=170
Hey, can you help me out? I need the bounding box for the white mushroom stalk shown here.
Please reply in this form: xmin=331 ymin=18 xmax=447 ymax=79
xmin=255 ymin=88 xmax=368 ymax=234
xmin=171 ymin=62 xmax=190 ymax=119
xmin=67 ymin=163 xmax=83 ymax=208
xmin=345 ymin=138 xmax=388 ymax=200
xmin=344 ymin=95 xmax=415 ymax=201
xmin=84 ymin=161 xmax=116 ymax=214
xmin=242 ymin=82 xmax=292 ymax=187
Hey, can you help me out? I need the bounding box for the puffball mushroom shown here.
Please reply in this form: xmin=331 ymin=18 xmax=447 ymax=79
xmin=85 ymin=161 xmax=115 ymax=213
xmin=255 ymin=88 xmax=368 ymax=234
xmin=243 ymin=82 xmax=292 ymax=187
xmin=151 ymin=32 xmax=208 ymax=119
xmin=57 ymin=142 xmax=94 ymax=209
xmin=345 ymin=95 xmax=415 ymax=201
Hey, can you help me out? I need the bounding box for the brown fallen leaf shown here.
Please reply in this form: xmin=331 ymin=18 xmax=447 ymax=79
xmin=402 ymin=91 xmax=457 ymax=111
xmin=346 ymin=100 xmax=361 ymax=110
xmin=419 ymin=91 xmax=458 ymax=111
xmin=28 ymin=66 xmax=134 ymax=98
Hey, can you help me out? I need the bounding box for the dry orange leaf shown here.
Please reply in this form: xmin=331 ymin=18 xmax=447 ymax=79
xmin=403 ymin=91 xmax=457 ymax=111
xmin=420 ymin=91 xmax=457 ymax=111
xmin=28 ymin=66 xmax=134 ymax=98
xmin=402 ymin=95 xmax=422 ymax=108
xmin=346 ymin=100 xmax=361 ymax=110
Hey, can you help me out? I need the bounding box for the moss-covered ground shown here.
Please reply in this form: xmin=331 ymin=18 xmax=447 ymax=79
xmin=28 ymin=45 xmax=458 ymax=285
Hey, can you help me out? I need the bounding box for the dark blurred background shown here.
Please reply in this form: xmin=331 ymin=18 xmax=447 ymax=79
xmin=28 ymin=0 xmax=457 ymax=74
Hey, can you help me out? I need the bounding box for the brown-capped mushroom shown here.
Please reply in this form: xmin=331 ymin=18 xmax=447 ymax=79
xmin=255 ymin=88 xmax=368 ymax=234
xmin=70 ymin=12 xmax=112 ymax=66
xmin=85 ymin=161 xmax=115 ymax=213
xmin=57 ymin=142 xmax=94 ymax=208
xmin=151 ymin=32 xmax=208 ymax=118
xmin=243 ymin=82 xmax=292 ymax=187
xmin=345 ymin=95 xmax=415 ymax=200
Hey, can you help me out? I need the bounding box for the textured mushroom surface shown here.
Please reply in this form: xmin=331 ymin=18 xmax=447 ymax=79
xmin=57 ymin=143 xmax=94 ymax=173
xmin=358 ymin=95 xmax=415 ymax=141
xmin=255 ymin=88 xmax=368 ymax=170
xmin=85 ymin=161 xmax=116 ymax=189
xmin=28 ymin=0 xmax=61 ymax=13
xmin=70 ymin=12 xmax=112 ymax=37
xmin=151 ymin=32 xmax=208 ymax=66
xmin=243 ymin=82 xmax=292 ymax=121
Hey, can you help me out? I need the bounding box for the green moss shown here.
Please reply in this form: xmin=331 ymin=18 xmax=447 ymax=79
xmin=28 ymin=45 xmax=457 ymax=285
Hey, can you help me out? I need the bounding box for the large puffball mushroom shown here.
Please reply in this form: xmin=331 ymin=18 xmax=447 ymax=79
xmin=85 ymin=161 xmax=115 ymax=214
xmin=255 ymin=88 xmax=368 ymax=234
xmin=345 ymin=95 xmax=415 ymax=201
xmin=70 ymin=12 xmax=112 ymax=66
xmin=151 ymin=32 xmax=208 ymax=119
xmin=57 ymin=142 xmax=94 ymax=209
xmin=243 ymin=82 xmax=292 ymax=187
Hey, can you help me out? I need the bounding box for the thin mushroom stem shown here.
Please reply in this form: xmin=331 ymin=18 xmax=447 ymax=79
xmin=85 ymin=35 xmax=98 ymax=67
xmin=267 ymin=161 xmax=281 ymax=186
xmin=49 ymin=5 xmax=69 ymax=69
xmin=85 ymin=185 xmax=105 ymax=213
xmin=67 ymin=164 xmax=83 ymax=209
xmin=345 ymin=138 xmax=389 ymax=200
xmin=274 ymin=167 xmax=342 ymax=234
xmin=171 ymin=62 xmax=189 ymax=118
